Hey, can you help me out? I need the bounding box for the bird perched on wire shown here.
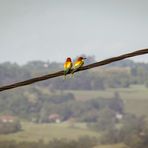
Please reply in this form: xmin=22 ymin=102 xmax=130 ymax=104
xmin=71 ymin=57 xmax=86 ymax=76
xmin=63 ymin=57 xmax=73 ymax=79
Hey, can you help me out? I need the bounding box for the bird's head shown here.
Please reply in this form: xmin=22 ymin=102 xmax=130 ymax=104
xmin=66 ymin=57 xmax=72 ymax=62
xmin=78 ymin=57 xmax=87 ymax=61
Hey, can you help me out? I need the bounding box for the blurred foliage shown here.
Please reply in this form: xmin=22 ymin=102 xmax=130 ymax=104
xmin=0 ymin=120 xmax=21 ymax=134
xmin=0 ymin=59 xmax=148 ymax=147
xmin=0 ymin=88 xmax=124 ymax=123
xmin=1 ymin=59 xmax=148 ymax=89
xmin=0 ymin=136 xmax=98 ymax=148
xmin=99 ymin=113 xmax=148 ymax=148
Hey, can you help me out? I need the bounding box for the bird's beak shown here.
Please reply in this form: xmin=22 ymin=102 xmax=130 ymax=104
xmin=83 ymin=58 xmax=87 ymax=60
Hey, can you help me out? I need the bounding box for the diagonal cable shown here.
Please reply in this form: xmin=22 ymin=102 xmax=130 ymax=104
xmin=0 ymin=48 xmax=148 ymax=92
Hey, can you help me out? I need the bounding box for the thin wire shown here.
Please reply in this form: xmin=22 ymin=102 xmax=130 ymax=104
xmin=0 ymin=48 xmax=148 ymax=92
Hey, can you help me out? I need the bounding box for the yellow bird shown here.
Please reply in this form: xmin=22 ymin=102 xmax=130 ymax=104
xmin=64 ymin=57 xmax=73 ymax=79
xmin=71 ymin=57 xmax=86 ymax=76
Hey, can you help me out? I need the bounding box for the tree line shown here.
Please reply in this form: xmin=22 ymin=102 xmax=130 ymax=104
xmin=0 ymin=59 xmax=148 ymax=90
xmin=0 ymin=87 xmax=124 ymax=123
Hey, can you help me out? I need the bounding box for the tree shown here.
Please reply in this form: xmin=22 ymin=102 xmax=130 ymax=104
xmin=109 ymin=92 xmax=124 ymax=113
xmin=90 ymin=107 xmax=116 ymax=131
xmin=0 ymin=120 xmax=21 ymax=134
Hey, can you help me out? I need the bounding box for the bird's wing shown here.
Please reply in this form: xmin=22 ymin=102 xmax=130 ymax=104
xmin=64 ymin=62 xmax=72 ymax=70
xmin=74 ymin=61 xmax=84 ymax=69
xmin=64 ymin=62 xmax=72 ymax=74
xmin=72 ymin=61 xmax=84 ymax=73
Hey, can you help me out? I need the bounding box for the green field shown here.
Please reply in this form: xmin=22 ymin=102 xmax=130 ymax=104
xmin=0 ymin=122 xmax=129 ymax=148
xmin=94 ymin=143 xmax=129 ymax=148
xmin=0 ymin=122 xmax=100 ymax=143
xmin=64 ymin=85 xmax=148 ymax=117
xmin=0 ymin=85 xmax=147 ymax=148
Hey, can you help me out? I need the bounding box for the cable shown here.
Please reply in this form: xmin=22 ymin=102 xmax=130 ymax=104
xmin=0 ymin=48 xmax=148 ymax=92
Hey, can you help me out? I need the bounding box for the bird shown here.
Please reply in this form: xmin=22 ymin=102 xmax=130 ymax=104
xmin=71 ymin=57 xmax=86 ymax=76
xmin=63 ymin=57 xmax=73 ymax=79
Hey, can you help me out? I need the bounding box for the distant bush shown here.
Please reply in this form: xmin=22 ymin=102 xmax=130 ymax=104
xmin=100 ymin=114 xmax=148 ymax=148
xmin=0 ymin=120 xmax=21 ymax=134
xmin=145 ymin=80 xmax=148 ymax=88
xmin=0 ymin=136 xmax=98 ymax=148
xmin=88 ymin=107 xmax=116 ymax=132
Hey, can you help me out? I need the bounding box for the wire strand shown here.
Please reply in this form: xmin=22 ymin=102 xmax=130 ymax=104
xmin=0 ymin=48 xmax=148 ymax=92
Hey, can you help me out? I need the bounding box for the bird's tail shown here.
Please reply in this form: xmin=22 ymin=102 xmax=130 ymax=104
xmin=71 ymin=69 xmax=76 ymax=78
xmin=63 ymin=70 xmax=67 ymax=80
xmin=71 ymin=73 xmax=74 ymax=78
xmin=63 ymin=74 xmax=66 ymax=80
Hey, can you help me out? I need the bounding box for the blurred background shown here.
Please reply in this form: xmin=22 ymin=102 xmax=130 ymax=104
xmin=0 ymin=0 xmax=148 ymax=148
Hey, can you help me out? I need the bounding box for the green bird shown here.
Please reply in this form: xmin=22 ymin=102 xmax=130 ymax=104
xmin=63 ymin=57 xmax=73 ymax=79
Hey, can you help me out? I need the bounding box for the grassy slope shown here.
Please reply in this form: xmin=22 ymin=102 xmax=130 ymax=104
xmin=0 ymin=122 xmax=100 ymax=143
xmin=0 ymin=85 xmax=146 ymax=148
xmin=0 ymin=122 xmax=128 ymax=148
xmin=64 ymin=85 xmax=148 ymax=116
xmin=94 ymin=143 xmax=129 ymax=148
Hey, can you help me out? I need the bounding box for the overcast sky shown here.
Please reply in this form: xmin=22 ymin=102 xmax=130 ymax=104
xmin=0 ymin=0 xmax=148 ymax=64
